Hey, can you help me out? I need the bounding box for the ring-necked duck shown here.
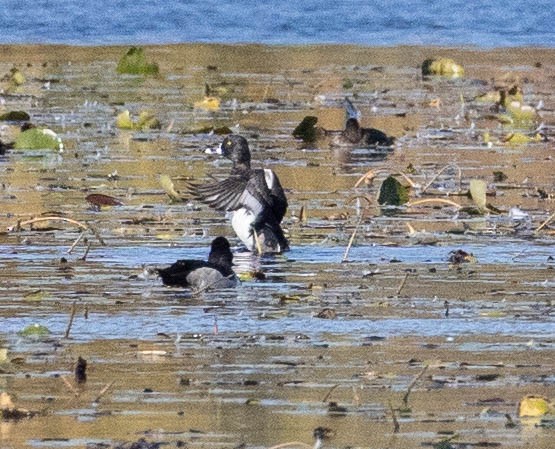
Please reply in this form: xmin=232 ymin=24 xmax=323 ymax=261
xmin=157 ymin=237 xmax=238 ymax=291
xmin=334 ymin=98 xmax=395 ymax=147
xmin=188 ymin=135 xmax=289 ymax=254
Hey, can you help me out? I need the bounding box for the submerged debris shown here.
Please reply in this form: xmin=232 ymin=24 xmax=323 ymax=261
xmin=448 ymin=249 xmax=476 ymax=264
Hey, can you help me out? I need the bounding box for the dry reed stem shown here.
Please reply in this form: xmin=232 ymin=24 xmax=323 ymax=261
xmin=8 ymin=216 xmax=88 ymax=231
xmin=406 ymin=198 xmax=463 ymax=209
xmin=396 ymin=273 xmax=409 ymax=296
xmin=267 ymin=442 xmax=312 ymax=449
xmin=389 ymin=401 xmax=400 ymax=433
xmin=60 ymin=375 xmax=80 ymax=397
xmin=402 ymin=365 xmax=429 ymax=407
xmin=535 ymin=211 xmax=555 ymax=233
xmin=321 ymin=384 xmax=340 ymax=403
xmin=8 ymin=216 xmax=106 ymax=246
xmin=68 ymin=231 xmax=85 ymax=254
xmin=93 ymin=381 xmax=115 ymax=404
xmin=64 ymin=301 xmax=77 ymax=339
xmin=421 ymin=163 xmax=462 ymax=194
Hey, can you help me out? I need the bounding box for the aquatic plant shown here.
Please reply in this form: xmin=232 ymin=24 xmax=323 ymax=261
xmin=116 ymin=47 xmax=159 ymax=76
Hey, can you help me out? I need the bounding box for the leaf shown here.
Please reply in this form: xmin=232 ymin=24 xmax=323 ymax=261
xmin=14 ymin=128 xmax=63 ymax=151
xmin=469 ymin=179 xmax=487 ymax=209
xmin=137 ymin=111 xmax=161 ymax=130
xmin=115 ymin=110 xmax=134 ymax=129
xmin=193 ymin=96 xmax=220 ymax=111
xmin=519 ymin=395 xmax=553 ymax=417
xmin=23 ymin=289 xmax=46 ymax=302
xmin=0 ymin=392 xmax=15 ymax=410
xmin=159 ymin=174 xmax=182 ymax=201
xmin=378 ymin=176 xmax=409 ymax=206
xmin=86 ymin=193 xmax=123 ymax=208
xmin=0 ymin=110 xmax=30 ymax=121
xmin=422 ymin=58 xmax=464 ymax=78
xmin=502 ymin=132 xmax=542 ymax=145
xmin=10 ymin=68 xmax=26 ymax=86
xmin=116 ymin=110 xmax=162 ymax=130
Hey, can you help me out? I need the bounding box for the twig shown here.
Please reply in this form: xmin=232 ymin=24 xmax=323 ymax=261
xmin=64 ymin=301 xmax=77 ymax=339
xmin=321 ymin=384 xmax=340 ymax=403
xmin=354 ymin=168 xmax=384 ymax=188
xmin=93 ymin=381 xmax=115 ymax=403
xmin=8 ymin=216 xmax=106 ymax=246
xmin=406 ymin=198 xmax=463 ymax=209
xmin=7 ymin=216 xmax=89 ymax=232
xmin=80 ymin=240 xmax=91 ymax=261
xmin=396 ymin=273 xmax=409 ymax=296
xmin=342 ymin=215 xmax=362 ymax=263
xmin=402 ymin=365 xmax=429 ymax=408
xmin=535 ymin=211 xmax=555 ymax=233
xmin=421 ymin=163 xmax=462 ymax=194
xmin=68 ymin=231 xmax=85 ymax=254
xmin=396 ymin=171 xmax=418 ymax=189
xmin=389 ymin=401 xmax=400 ymax=434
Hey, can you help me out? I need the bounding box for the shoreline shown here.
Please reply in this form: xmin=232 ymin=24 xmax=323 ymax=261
xmin=1 ymin=43 xmax=554 ymax=75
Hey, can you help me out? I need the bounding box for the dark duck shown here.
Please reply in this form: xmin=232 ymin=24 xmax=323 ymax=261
xmin=157 ymin=237 xmax=238 ymax=291
xmin=188 ymin=135 xmax=289 ymax=254
xmin=335 ymin=98 xmax=395 ymax=147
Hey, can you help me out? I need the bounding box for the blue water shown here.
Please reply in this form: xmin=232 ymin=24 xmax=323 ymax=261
xmin=1 ymin=0 xmax=553 ymax=47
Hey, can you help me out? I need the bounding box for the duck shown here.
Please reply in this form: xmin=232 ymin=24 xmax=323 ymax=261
xmin=157 ymin=236 xmax=238 ymax=291
xmin=187 ymin=135 xmax=289 ymax=254
xmin=333 ymin=98 xmax=395 ymax=147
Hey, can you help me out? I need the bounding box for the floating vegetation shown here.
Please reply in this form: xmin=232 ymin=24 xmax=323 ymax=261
xmin=115 ymin=110 xmax=161 ymax=130
xmin=378 ymin=175 xmax=410 ymax=206
xmin=159 ymin=174 xmax=182 ymax=202
xmin=518 ymin=395 xmax=554 ymax=417
xmin=14 ymin=127 xmax=63 ymax=151
xmin=193 ymin=96 xmax=221 ymax=111
xmin=0 ymin=110 xmax=30 ymax=121
xmin=422 ymin=57 xmax=464 ymax=77
xmin=17 ymin=323 xmax=50 ymax=338
xmin=116 ymin=46 xmax=159 ymax=76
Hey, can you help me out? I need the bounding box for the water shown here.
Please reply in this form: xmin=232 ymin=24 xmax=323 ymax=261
xmin=1 ymin=0 xmax=553 ymax=47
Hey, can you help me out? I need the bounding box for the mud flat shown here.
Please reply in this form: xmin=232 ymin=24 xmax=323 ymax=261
xmin=0 ymin=44 xmax=554 ymax=448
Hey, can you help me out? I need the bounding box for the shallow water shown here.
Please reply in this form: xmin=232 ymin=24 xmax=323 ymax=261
xmin=0 ymin=45 xmax=554 ymax=449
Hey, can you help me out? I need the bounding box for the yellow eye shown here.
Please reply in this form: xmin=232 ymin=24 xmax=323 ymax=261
xmin=226 ymin=140 xmax=232 ymax=146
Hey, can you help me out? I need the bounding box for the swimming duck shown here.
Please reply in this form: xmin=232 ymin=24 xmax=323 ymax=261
xmin=334 ymin=98 xmax=395 ymax=147
xmin=188 ymin=135 xmax=289 ymax=254
xmin=157 ymin=236 xmax=238 ymax=291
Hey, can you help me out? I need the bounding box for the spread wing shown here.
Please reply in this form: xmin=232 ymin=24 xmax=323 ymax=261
xmin=187 ymin=169 xmax=287 ymax=223
xmin=187 ymin=175 xmax=249 ymax=211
